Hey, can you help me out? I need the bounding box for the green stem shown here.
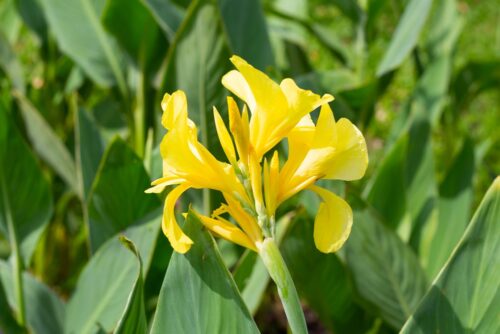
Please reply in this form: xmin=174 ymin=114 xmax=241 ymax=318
xmin=258 ymin=238 xmax=307 ymax=334
xmin=1 ymin=180 xmax=25 ymax=326
xmin=134 ymin=71 xmax=145 ymax=158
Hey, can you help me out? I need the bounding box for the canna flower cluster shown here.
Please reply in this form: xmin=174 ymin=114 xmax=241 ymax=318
xmin=146 ymin=56 xmax=368 ymax=254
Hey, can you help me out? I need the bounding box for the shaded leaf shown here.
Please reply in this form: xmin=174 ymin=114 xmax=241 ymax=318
xmin=0 ymin=261 xmax=65 ymax=334
xmin=142 ymin=0 xmax=183 ymax=41
xmin=87 ymin=137 xmax=160 ymax=251
xmin=377 ymin=0 xmax=433 ymax=76
xmin=346 ymin=210 xmax=428 ymax=329
xmin=0 ymin=106 xmax=52 ymax=265
xmin=218 ymin=0 xmax=274 ymax=70
xmin=15 ymin=93 xmax=78 ymax=194
xmin=281 ymin=210 xmax=371 ymax=334
xmin=38 ymin=0 xmax=127 ymax=93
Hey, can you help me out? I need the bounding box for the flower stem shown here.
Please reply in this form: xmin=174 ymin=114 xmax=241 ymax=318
xmin=258 ymin=238 xmax=307 ymax=334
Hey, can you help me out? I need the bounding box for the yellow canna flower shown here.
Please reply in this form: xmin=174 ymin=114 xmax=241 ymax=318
xmin=147 ymin=56 xmax=368 ymax=255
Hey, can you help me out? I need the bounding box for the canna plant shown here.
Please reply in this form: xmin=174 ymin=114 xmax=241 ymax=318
xmin=146 ymin=55 xmax=368 ymax=332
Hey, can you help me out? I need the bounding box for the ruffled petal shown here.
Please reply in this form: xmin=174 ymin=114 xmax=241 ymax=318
xmin=309 ymin=185 xmax=353 ymax=253
xmin=162 ymin=184 xmax=193 ymax=253
xmin=323 ymin=118 xmax=368 ymax=181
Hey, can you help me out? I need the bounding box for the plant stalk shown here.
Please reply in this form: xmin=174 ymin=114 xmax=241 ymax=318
xmin=258 ymin=237 xmax=307 ymax=334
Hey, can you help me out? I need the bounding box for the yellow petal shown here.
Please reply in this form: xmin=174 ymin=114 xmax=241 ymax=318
xmin=162 ymin=184 xmax=193 ymax=254
xmin=280 ymin=79 xmax=334 ymax=116
xmin=223 ymin=194 xmax=262 ymax=243
xmin=249 ymin=149 xmax=264 ymax=213
xmin=196 ymin=213 xmax=257 ymax=251
xmin=213 ymin=107 xmax=237 ymax=166
xmin=312 ymin=104 xmax=337 ymax=147
xmin=228 ymin=97 xmax=250 ymax=168
xmin=309 ymin=185 xmax=353 ymax=253
xmin=264 ymin=151 xmax=280 ymax=216
xmin=222 ymin=70 xmax=256 ymax=111
xmin=323 ymin=118 xmax=368 ymax=181
xmin=161 ymin=91 xmax=189 ymax=130
xmin=145 ymin=175 xmax=185 ymax=193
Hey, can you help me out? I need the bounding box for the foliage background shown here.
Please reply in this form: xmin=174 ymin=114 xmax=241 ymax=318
xmin=0 ymin=0 xmax=499 ymax=333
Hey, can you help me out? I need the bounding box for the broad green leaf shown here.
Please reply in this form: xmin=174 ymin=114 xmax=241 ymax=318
xmin=376 ymin=0 xmax=433 ymax=76
xmin=281 ymin=211 xmax=370 ymax=334
xmin=15 ymin=93 xmax=78 ymax=194
xmin=0 ymin=0 xmax=21 ymax=42
xmin=75 ymin=107 xmax=105 ymax=201
xmin=0 ymin=275 xmax=25 ymax=334
xmin=161 ymin=0 xmax=231 ymax=156
xmin=0 ymin=106 xmax=52 ymax=265
xmin=142 ymin=0 xmax=183 ymax=41
xmin=114 ymin=237 xmax=147 ymax=334
xmin=218 ymin=0 xmax=274 ymax=70
xmin=346 ymin=210 xmax=428 ymax=329
xmin=38 ymin=0 xmax=127 ymax=93
xmin=422 ymin=138 xmax=475 ymax=279
xmin=65 ymin=218 xmax=159 ymax=334
xmin=364 ymin=135 xmax=408 ymax=229
xmin=150 ymin=212 xmax=259 ymax=334
xmin=102 ymin=0 xmax=167 ymax=75
xmin=15 ymin=0 xmax=48 ymax=43
xmin=0 ymin=261 xmax=65 ymax=334
xmin=0 ymin=31 xmax=25 ymax=93
xmin=87 ymin=137 xmax=160 ymax=251
xmin=401 ymin=177 xmax=500 ymax=333
xmin=424 ymin=0 xmax=462 ymax=59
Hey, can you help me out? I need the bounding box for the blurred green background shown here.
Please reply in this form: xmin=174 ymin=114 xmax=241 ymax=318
xmin=0 ymin=0 xmax=499 ymax=333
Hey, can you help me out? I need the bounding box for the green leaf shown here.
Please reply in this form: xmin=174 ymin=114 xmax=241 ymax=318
xmin=0 ymin=274 xmax=25 ymax=334
xmin=401 ymin=177 xmax=500 ymax=333
xmin=364 ymin=135 xmax=408 ymax=229
xmin=150 ymin=212 xmax=259 ymax=334
xmin=0 ymin=261 xmax=65 ymax=334
xmin=376 ymin=0 xmax=433 ymax=76
xmin=14 ymin=93 xmax=78 ymax=194
xmin=281 ymin=211 xmax=371 ymax=334
xmin=75 ymin=107 xmax=105 ymax=201
xmin=87 ymin=137 xmax=160 ymax=251
xmin=15 ymin=0 xmax=48 ymax=43
xmin=161 ymin=0 xmax=231 ymax=156
xmin=0 ymin=31 xmax=25 ymax=93
xmin=142 ymin=0 xmax=184 ymax=41
xmin=346 ymin=210 xmax=428 ymax=329
xmin=102 ymin=0 xmax=167 ymax=75
xmin=0 ymin=106 xmax=52 ymax=265
xmin=114 ymin=236 xmax=147 ymax=334
xmin=218 ymin=0 xmax=274 ymax=70
xmin=421 ymin=138 xmax=475 ymax=279
xmin=38 ymin=0 xmax=127 ymax=94
xmin=424 ymin=0 xmax=462 ymax=59
xmin=65 ymin=218 xmax=159 ymax=334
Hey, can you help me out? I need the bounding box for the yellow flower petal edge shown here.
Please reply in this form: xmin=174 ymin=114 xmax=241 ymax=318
xmin=162 ymin=184 xmax=193 ymax=254
xmin=309 ymin=185 xmax=353 ymax=253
